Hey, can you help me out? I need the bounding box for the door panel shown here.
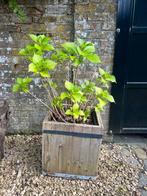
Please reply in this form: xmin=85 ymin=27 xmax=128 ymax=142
xmin=133 ymin=0 xmax=147 ymax=27
xmin=109 ymin=0 xmax=147 ymax=134
xmin=123 ymin=87 xmax=147 ymax=128
xmin=127 ymin=35 xmax=147 ymax=82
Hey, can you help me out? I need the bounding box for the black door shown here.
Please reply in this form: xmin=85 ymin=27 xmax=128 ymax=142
xmin=110 ymin=0 xmax=147 ymax=134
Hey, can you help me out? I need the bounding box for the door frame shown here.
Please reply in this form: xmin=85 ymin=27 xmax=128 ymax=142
xmin=109 ymin=0 xmax=133 ymax=134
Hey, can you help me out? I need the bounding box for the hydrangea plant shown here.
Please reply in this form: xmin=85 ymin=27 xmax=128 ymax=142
xmin=12 ymin=34 xmax=116 ymax=123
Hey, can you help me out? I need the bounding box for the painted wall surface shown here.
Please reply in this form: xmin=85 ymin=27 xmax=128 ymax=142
xmin=0 ymin=0 xmax=117 ymax=133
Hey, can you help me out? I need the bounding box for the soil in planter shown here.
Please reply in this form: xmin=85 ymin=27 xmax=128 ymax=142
xmin=49 ymin=109 xmax=98 ymax=126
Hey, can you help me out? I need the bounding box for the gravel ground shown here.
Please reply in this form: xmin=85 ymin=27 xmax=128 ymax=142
xmin=0 ymin=135 xmax=143 ymax=196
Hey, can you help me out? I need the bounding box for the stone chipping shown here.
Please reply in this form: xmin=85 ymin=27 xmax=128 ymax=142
xmin=0 ymin=135 xmax=145 ymax=196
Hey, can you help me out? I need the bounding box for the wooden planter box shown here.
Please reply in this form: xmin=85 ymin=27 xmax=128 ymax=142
xmin=42 ymin=112 xmax=104 ymax=180
xmin=0 ymin=99 xmax=9 ymax=160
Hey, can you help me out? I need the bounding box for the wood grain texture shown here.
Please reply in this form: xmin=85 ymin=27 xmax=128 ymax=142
xmin=42 ymin=113 xmax=103 ymax=177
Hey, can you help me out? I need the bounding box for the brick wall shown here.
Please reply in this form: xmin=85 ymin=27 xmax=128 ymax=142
xmin=74 ymin=0 xmax=117 ymax=132
xmin=0 ymin=0 xmax=117 ymax=133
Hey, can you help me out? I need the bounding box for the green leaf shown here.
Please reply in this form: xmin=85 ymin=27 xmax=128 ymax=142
xmin=76 ymin=46 xmax=83 ymax=55
xmin=60 ymin=92 xmax=69 ymax=100
xmin=79 ymin=110 xmax=85 ymax=116
xmin=34 ymin=44 xmax=42 ymax=50
xmin=98 ymin=98 xmax=107 ymax=108
xmin=65 ymin=109 xmax=72 ymax=116
xmin=38 ymin=35 xmax=46 ymax=43
xmin=95 ymin=87 xmax=103 ymax=95
xmin=99 ymin=68 xmax=116 ymax=83
xmin=32 ymin=54 xmax=42 ymax=64
xmin=49 ymin=81 xmax=57 ymax=89
xmin=99 ymin=68 xmax=105 ymax=75
xmin=84 ymin=45 xmax=95 ymax=54
xmin=73 ymin=58 xmax=83 ymax=67
xmin=29 ymin=63 xmax=38 ymax=73
xmin=65 ymin=81 xmax=75 ymax=91
xmin=29 ymin=34 xmax=38 ymax=42
xmin=13 ymin=77 xmax=32 ymax=93
xmin=19 ymin=49 xmax=26 ymax=55
xmin=62 ymin=42 xmax=77 ymax=54
xmin=44 ymin=44 xmax=54 ymax=51
xmin=23 ymin=77 xmax=32 ymax=84
xmin=52 ymin=97 xmax=63 ymax=108
xmin=73 ymin=112 xmax=80 ymax=120
xmin=95 ymin=105 xmax=101 ymax=113
xmin=103 ymin=91 xmax=115 ymax=102
xmin=84 ymin=109 xmax=90 ymax=120
xmin=104 ymin=73 xmax=116 ymax=83
xmin=16 ymin=77 xmax=23 ymax=84
xmin=105 ymin=94 xmax=115 ymax=102
xmin=40 ymin=71 xmax=50 ymax=78
xmin=72 ymin=103 xmax=79 ymax=111
xmin=86 ymin=54 xmax=101 ymax=64
xmin=12 ymin=84 xmax=20 ymax=93
xmin=72 ymin=93 xmax=83 ymax=102
xmin=45 ymin=59 xmax=57 ymax=70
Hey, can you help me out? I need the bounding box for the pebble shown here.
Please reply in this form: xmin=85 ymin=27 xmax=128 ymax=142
xmin=0 ymin=135 xmax=143 ymax=196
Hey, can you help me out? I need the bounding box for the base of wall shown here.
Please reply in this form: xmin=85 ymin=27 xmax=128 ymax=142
xmin=102 ymin=133 xmax=113 ymax=143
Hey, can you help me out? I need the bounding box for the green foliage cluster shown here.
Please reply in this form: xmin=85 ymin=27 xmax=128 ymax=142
xmin=13 ymin=34 xmax=116 ymax=123
xmin=2 ymin=0 xmax=26 ymax=21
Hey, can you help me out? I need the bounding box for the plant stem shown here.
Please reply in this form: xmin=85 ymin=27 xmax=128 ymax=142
xmin=28 ymin=91 xmax=57 ymax=121
xmin=42 ymin=78 xmax=67 ymax=123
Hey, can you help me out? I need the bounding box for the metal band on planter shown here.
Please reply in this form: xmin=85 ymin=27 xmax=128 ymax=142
xmin=43 ymin=129 xmax=102 ymax=139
